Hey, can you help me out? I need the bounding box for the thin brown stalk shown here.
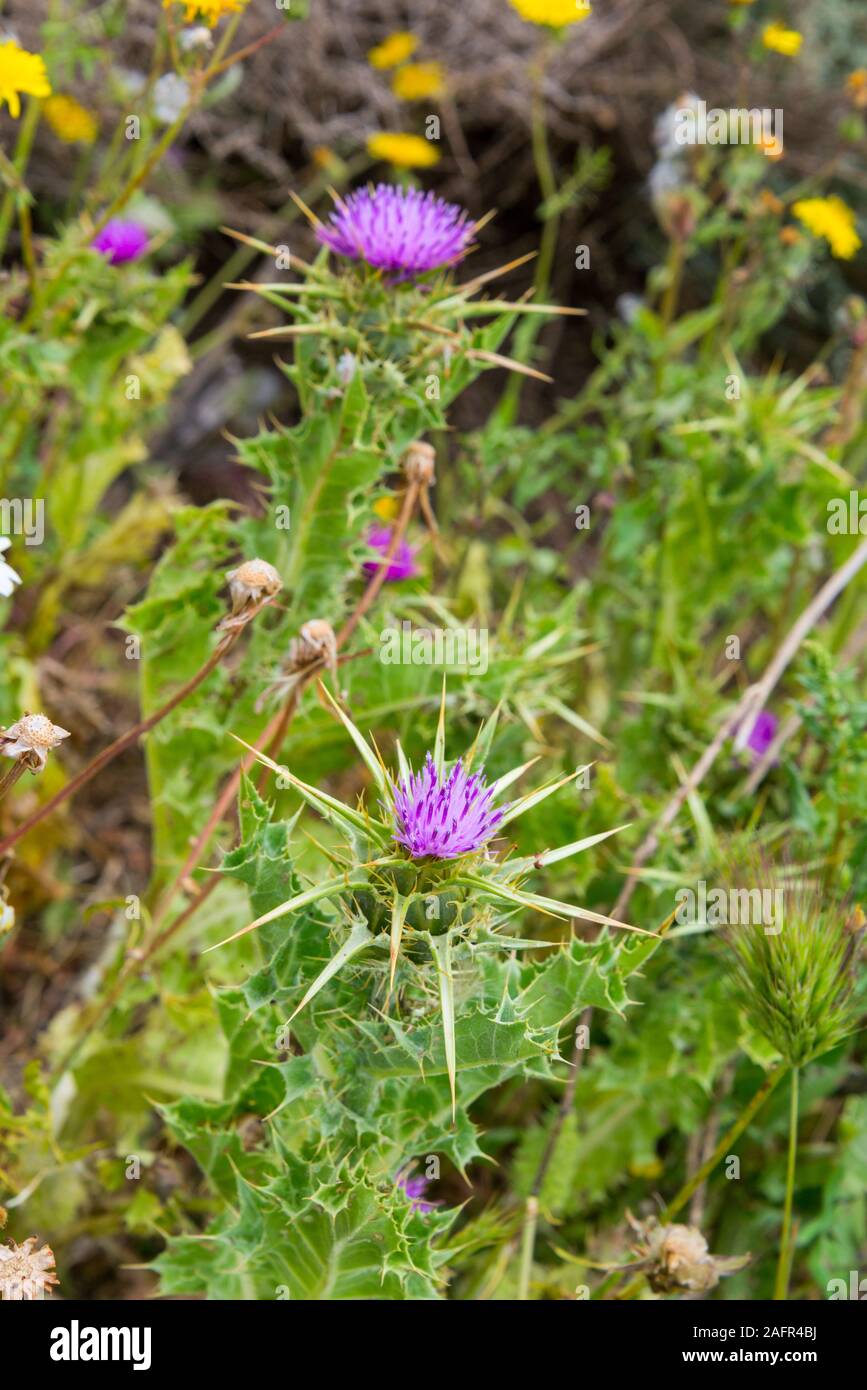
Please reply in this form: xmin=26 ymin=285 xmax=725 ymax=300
xmin=0 ymin=629 xmax=243 ymax=858
xmin=611 ymin=536 xmax=867 ymax=919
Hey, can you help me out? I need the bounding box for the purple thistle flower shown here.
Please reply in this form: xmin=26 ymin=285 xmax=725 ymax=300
xmin=392 ymin=752 xmax=503 ymax=860
xmin=315 ymin=184 xmax=474 ymax=279
xmin=745 ymin=710 xmax=779 ymax=760
xmin=396 ymin=1169 xmax=440 ymax=1215
xmin=91 ymin=218 xmax=149 ymax=265
xmin=363 ymin=524 xmax=419 ymax=582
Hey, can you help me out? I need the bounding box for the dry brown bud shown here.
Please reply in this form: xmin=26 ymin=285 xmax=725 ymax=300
xmin=403 ymin=441 xmax=436 ymax=486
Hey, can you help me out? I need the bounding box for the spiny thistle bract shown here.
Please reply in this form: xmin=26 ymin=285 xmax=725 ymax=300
xmin=212 ymin=683 xmax=650 ymax=1116
xmin=727 ymin=871 xmax=864 ymax=1067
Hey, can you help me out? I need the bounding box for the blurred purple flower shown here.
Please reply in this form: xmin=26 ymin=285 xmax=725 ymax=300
xmin=392 ymin=753 xmax=502 ymax=860
xmin=316 ymin=184 xmax=473 ymax=278
xmin=396 ymin=1169 xmax=439 ymax=1214
xmin=363 ymin=524 xmax=418 ymax=582
xmin=745 ymin=710 xmax=779 ymax=760
xmin=92 ymin=219 xmax=149 ymax=265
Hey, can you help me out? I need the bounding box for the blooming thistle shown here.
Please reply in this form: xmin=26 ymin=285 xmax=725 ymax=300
xmin=744 ymin=709 xmax=778 ymax=761
xmin=792 ymin=196 xmax=862 ymax=261
xmin=363 ymin=525 xmax=419 ymax=583
xmin=0 ymin=538 xmax=21 ymax=599
xmin=0 ymin=1236 xmax=58 ymax=1300
xmin=0 ymin=39 xmax=50 ymax=118
xmin=508 ymin=0 xmax=593 ymax=30
xmin=216 ymin=684 xmax=651 ymax=1117
xmin=365 ymin=132 xmax=440 ymax=170
xmin=0 ymin=713 xmax=70 ymax=772
xmin=393 ymin=753 xmax=501 ymax=859
xmin=396 ymin=1168 xmax=440 ymax=1214
xmin=42 ymin=93 xmax=98 ymax=144
xmin=316 ymin=184 xmax=474 ymax=279
xmin=92 ymin=219 xmax=149 ymax=265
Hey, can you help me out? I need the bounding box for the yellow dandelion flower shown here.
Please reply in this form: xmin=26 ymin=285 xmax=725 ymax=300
xmin=508 ymin=0 xmax=592 ymax=29
xmin=0 ymin=40 xmax=51 ymax=119
xmin=792 ymin=196 xmax=862 ymax=260
xmin=373 ymin=496 xmax=399 ymax=522
xmin=163 ymin=0 xmax=248 ymax=28
xmin=762 ymin=22 xmax=803 ymax=57
xmin=847 ymin=69 xmax=867 ymax=110
xmin=43 ymin=93 xmax=98 ymax=144
xmin=368 ymin=32 xmax=418 ymax=70
xmin=366 ymin=132 xmax=440 ymax=169
xmin=728 ymin=0 xmax=755 ymax=6
xmin=392 ymin=62 xmax=445 ymax=102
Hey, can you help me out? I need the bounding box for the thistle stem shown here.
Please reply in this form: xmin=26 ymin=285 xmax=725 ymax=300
xmin=517 ymin=1196 xmax=539 ymax=1302
xmin=0 ymin=630 xmax=242 ymax=857
xmin=0 ymin=760 xmax=29 ymax=802
xmin=774 ymin=1066 xmax=799 ymax=1301
xmin=596 ymin=1065 xmax=786 ymax=1299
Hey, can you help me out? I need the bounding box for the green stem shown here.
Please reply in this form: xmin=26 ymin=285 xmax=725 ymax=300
xmin=774 ymin=1066 xmax=799 ymax=1301
xmin=496 ymin=44 xmax=558 ymax=426
xmin=0 ymin=97 xmax=41 ymax=259
xmin=595 ymin=1065 xmax=786 ymax=1299
xmin=517 ymin=1195 xmax=539 ymax=1301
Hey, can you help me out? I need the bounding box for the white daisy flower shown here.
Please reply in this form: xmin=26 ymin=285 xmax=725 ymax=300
xmin=0 ymin=538 xmax=21 ymax=599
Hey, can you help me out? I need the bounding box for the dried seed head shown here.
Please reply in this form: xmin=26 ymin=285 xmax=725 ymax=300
xmin=220 ymin=558 xmax=283 ymax=630
xmin=227 ymin=558 xmax=282 ymax=608
xmin=0 ymin=1236 xmax=59 ymax=1300
xmin=403 ymin=441 xmax=436 ymax=486
xmin=633 ymin=1219 xmax=748 ymax=1296
xmin=0 ymin=713 xmax=70 ymax=771
xmin=290 ymin=619 xmax=337 ymax=671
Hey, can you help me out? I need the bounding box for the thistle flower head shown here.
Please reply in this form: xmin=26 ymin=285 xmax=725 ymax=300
xmin=0 ymin=713 xmax=70 ymax=771
xmin=316 ymin=184 xmax=474 ymax=279
xmin=92 ymin=219 xmax=149 ymax=265
xmin=363 ymin=525 xmax=419 ymax=582
xmin=392 ymin=753 xmax=503 ymax=860
xmin=727 ymin=869 xmax=863 ymax=1067
xmin=0 ymin=1236 xmax=58 ymax=1300
xmin=395 ymin=1168 xmax=439 ymax=1214
xmin=744 ymin=709 xmax=778 ymax=760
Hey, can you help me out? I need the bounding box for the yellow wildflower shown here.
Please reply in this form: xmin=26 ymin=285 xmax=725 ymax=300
xmin=163 ymin=0 xmax=248 ymax=27
xmin=368 ymin=32 xmax=418 ymax=70
xmin=366 ymin=132 xmax=440 ymax=169
xmin=43 ymin=93 xmax=98 ymax=144
xmin=0 ymin=40 xmax=51 ymax=119
xmin=758 ymin=131 xmax=784 ymax=160
xmin=392 ymin=62 xmax=445 ymax=102
xmin=762 ymin=22 xmax=803 ymax=57
xmin=728 ymin=0 xmax=755 ymax=6
xmin=373 ymin=496 xmax=399 ymax=522
xmin=792 ymin=196 xmax=862 ymax=260
xmin=509 ymin=0 xmax=592 ymax=29
xmin=847 ymin=69 xmax=867 ymax=110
